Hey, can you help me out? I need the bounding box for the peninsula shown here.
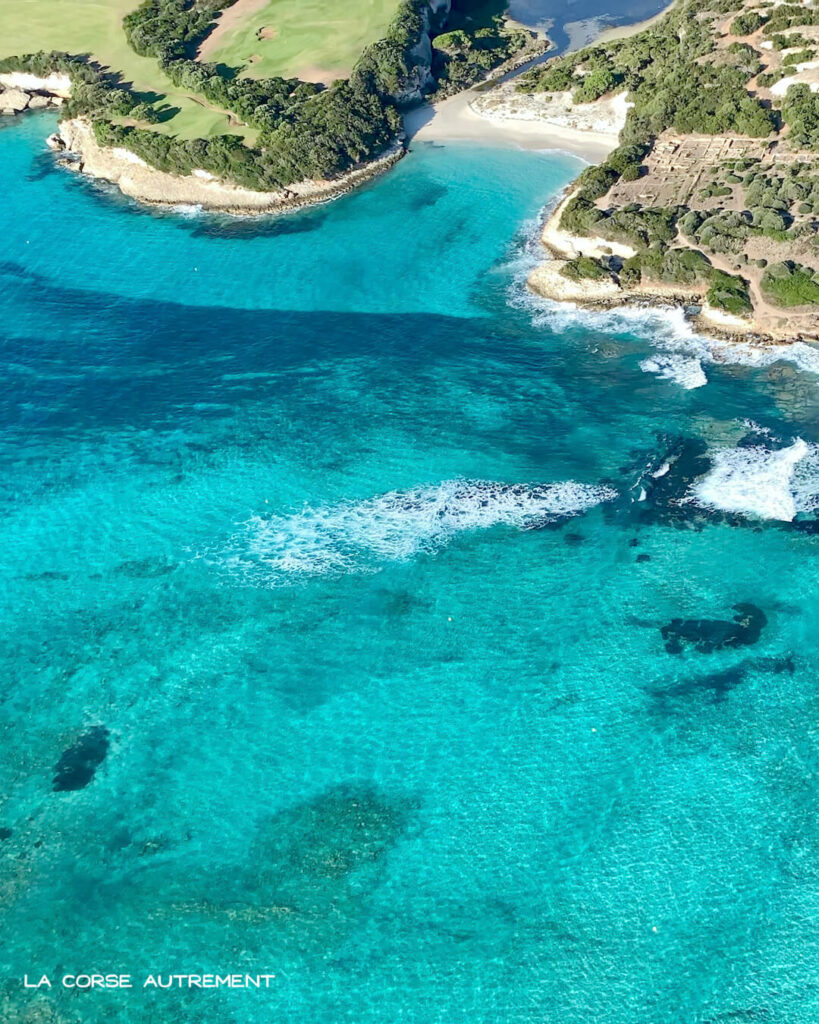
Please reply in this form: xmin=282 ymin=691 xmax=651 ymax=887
xmin=0 ymin=0 xmax=543 ymax=212
xmin=503 ymin=0 xmax=819 ymax=342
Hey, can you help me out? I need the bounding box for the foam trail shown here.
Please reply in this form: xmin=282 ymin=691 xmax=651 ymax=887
xmin=224 ymin=479 xmax=617 ymax=582
xmin=692 ymin=439 xmax=819 ymax=521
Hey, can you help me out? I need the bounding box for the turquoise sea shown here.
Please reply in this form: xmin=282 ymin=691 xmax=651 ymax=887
xmin=1 ymin=111 xmax=818 ymax=1024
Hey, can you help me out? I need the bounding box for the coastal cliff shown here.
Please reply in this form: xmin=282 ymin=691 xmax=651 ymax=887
xmin=57 ymin=118 xmax=405 ymax=214
xmin=394 ymin=0 xmax=453 ymax=104
xmin=528 ymin=195 xmax=807 ymax=344
xmin=517 ymin=0 xmax=819 ymax=347
xmin=0 ymin=74 xmax=403 ymax=213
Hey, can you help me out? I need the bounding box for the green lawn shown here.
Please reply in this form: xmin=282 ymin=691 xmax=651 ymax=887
xmin=0 ymin=0 xmax=248 ymax=138
xmin=199 ymin=0 xmax=401 ymax=82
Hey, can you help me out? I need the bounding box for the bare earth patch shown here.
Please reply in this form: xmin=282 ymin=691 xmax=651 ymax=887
xmin=198 ymin=0 xmax=269 ymax=61
xmin=298 ymin=66 xmax=349 ymax=86
xmin=258 ymin=26 xmax=277 ymax=40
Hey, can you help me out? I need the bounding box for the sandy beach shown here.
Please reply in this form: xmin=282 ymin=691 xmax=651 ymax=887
xmin=406 ymin=87 xmax=623 ymax=162
xmin=593 ymin=0 xmax=675 ymax=44
xmin=406 ymin=1 xmax=679 ymax=160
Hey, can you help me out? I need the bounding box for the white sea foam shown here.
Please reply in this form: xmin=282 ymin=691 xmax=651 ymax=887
xmin=224 ymin=478 xmax=617 ymax=581
xmin=692 ymin=438 xmax=819 ymax=521
xmin=172 ymin=203 xmax=204 ymax=217
xmin=639 ymin=351 xmax=708 ymax=390
xmin=505 ymin=219 xmax=819 ymax=389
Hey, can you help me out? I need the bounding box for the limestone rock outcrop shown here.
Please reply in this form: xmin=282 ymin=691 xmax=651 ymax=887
xmin=0 ymin=88 xmax=30 ymax=113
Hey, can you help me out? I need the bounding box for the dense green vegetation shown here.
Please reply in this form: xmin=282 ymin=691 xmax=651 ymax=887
xmin=517 ymin=0 xmax=778 ymax=253
xmin=94 ymin=79 xmax=400 ymax=187
xmin=123 ymin=0 xmax=233 ymax=60
xmin=560 ymin=255 xmax=610 ymax=281
xmin=616 ymin=246 xmax=750 ymax=315
xmin=518 ymin=0 xmax=775 ymax=138
xmin=730 ymin=10 xmax=766 ymax=36
xmin=768 ymin=32 xmax=810 ymax=50
xmin=431 ymin=2 xmax=528 ymax=98
xmin=706 ymin=269 xmax=753 ymax=314
xmin=571 ymin=244 xmax=751 ymax=316
xmin=116 ymin=0 xmax=421 ymax=182
xmin=744 ymin=161 xmax=819 ymax=215
xmin=353 ymin=0 xmax=530 ymax=100
xmin=3 ymin=0 xmax=531 ymax=188
xmin=764 ymin=4 xmax=819 ymax=34
xmin=681 ymin=209 xmax=750 ymax=254
xmin=619 ymin=246 xmax=711 ymax=286
xmin=781 ymin=84 xmax=819 ymax=150
xmin=761 ymin=260 xmax=819 ymax=305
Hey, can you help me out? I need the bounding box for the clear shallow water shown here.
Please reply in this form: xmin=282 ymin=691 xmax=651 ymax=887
xmin=1 ymin=112 xmax=818 ymax=1024
xmin=510 ymin=0 xmax=670 ymax=52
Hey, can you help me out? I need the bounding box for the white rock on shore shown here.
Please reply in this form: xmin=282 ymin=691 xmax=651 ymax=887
xmin=58 ymin=117 xmax=405 ymax=214
xmin=473 ymin=85 xmax=632 ymax=138
xmin=0 ymin=87 xmax=30 ymax=113
xmin=528 ymin=260 xmax=621 ymax=303
xmin=0 ymin=71 xmax=71 ymax=96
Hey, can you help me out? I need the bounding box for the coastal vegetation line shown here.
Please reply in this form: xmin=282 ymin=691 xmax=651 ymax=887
xmin=0 ymin=0 xmax=540 ymax=193
xmin=515 ymin=0 xmax=819 ymax=339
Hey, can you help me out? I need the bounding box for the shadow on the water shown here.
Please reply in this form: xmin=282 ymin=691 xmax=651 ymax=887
xmin=25 ymin=151 xmax=60 ymax=183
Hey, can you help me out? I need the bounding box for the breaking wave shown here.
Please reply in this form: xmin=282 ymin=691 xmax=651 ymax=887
xmin=692 ymin=438 xmax=819 ymax=522
xmin=504 ymin=218 xmax=819 ymax=390
xmin=222 ymin=478 xmax=617 ymax=582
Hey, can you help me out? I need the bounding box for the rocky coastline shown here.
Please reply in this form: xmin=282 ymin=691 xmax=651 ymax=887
xmin=56 ymin=118 xmax=405 ymax=215
xmin=1 ymin=75 xmax=405 ymax=215
xmin=0 ymin=72 xmax=69 ymax=113
xmin=528 ymin=189 xmax=819 ymax=348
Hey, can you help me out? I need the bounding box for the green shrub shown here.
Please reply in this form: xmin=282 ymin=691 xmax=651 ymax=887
xmin=707 ymin=271 xmax=752 ymax=315
xmin=730 ymin=11 xmax=766 ymax=36
xmin=561 ymin=256 xmax=609 ymax=281
xmin=781 ymin=83 xmax=819 ymax=148
xmin=761 ymin=260 xmax=819 ymax=305
xmin=783 ymin=48 xmax=816 ymax=65
xmin=619 ymin=255 xmax=643 ymax=286
xmin=640 ymin=246 xmax=712 ymax=284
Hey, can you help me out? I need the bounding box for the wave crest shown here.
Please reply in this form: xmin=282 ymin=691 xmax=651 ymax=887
xmin=224 ymin=479 xmax=617 ymax=581
xmin=692 ymin=438 xmax=819 ymax=522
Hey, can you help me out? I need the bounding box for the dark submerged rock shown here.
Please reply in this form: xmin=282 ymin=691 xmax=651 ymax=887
xmin=756 ymin=654 xmax=795 ymax=674
xmin=651 ymin=652 xmax=795 ymax=709
xmin=0 ymin=827 xmax=12 ymax=841
xmin=607 ymin=436 xmax=715 ymax=531
xmin=53 ymin=726 xmax=110 ymax=791
xmin=636 ymin=553 xmax=651 ymax=562
xmin=564 ymin=532 xmax=584 ymax=546
xmin=661 ymin=603 xmax=767 ymax=655
xmin=667 ymin=664 xmax=748 ymax=702
xmin=114 ymin=558 xmax=176 ymax=578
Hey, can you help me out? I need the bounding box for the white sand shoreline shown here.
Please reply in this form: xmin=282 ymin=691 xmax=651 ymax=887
xmin=594 ymin=1 xmax=676 ymax=45
xmin=404 ymin=2 xmax=676 ymax=159
xmin=406 ymin=89 xmax=622 ymax=162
